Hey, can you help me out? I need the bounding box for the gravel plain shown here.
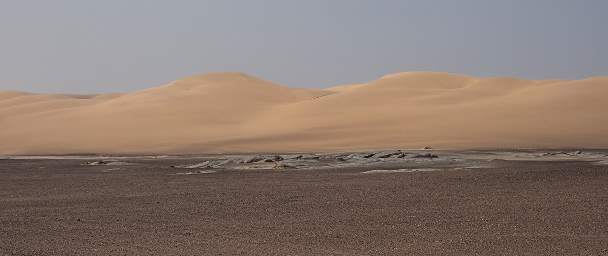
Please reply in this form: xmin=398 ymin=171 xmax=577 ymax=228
xmin=1 ymin=151 xmax=607 ymax=255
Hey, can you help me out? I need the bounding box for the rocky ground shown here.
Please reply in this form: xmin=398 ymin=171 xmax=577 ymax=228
xmin=1 ymin=150 xmax=608 ymax=255
xmin=66 ymin=149 xmax=608 ymax=173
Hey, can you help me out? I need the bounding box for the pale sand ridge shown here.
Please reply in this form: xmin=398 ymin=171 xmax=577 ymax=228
xmin=1 ymin=72 xmax=607 ymax=154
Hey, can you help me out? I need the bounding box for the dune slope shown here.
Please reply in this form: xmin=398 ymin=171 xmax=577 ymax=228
xmin=1 ymin=72 xmax=607 ymax=154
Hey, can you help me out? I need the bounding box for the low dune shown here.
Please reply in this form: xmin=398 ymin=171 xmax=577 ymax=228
xmin=1 ymin=72 xmax=607 ymax=154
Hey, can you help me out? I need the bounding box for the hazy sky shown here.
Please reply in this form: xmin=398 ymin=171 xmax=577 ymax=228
xmin=1 ymin=0 xmax=606 ymax=93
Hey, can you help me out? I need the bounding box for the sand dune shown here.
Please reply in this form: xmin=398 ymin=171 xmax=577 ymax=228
xmin=1 ymin=72 xmax=607 ymax=154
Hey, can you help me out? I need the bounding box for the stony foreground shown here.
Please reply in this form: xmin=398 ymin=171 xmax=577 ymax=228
xmin=1 ymin=151 xmax=608 ymax=255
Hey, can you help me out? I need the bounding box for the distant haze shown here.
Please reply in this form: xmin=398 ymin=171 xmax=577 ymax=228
xmin=1 ymin=0 xmax=606 ymax=93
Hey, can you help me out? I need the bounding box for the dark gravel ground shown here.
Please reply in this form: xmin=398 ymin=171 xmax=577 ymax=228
xmin=1 ymin=158 xmax=607 ymax=255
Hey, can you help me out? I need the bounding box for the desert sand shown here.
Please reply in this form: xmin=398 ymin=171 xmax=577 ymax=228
xmin=1 ymin=72 xmax=607 ymax=154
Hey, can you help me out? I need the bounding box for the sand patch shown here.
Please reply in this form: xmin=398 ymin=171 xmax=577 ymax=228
xmin=362 ymin=168 xmax=441 ymax=174
xmin=463 ymin=165 xmax=493 ymax=169
xmin=593 ymin=160 xmax=608 ymax=166
xmin=174 ymin=170 xmax=217 ymax=175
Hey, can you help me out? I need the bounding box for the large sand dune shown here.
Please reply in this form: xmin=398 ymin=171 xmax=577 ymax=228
xmin=1 ymin=72 xmax=607 ymax=154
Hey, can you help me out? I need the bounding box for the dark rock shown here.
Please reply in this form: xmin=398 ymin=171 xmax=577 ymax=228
xmin=347 ymin=153 xmax=375 ymax=159
xmin=284 ymin=155 xmax=303 ymax=160
xmin=375 ymin=151 xmax=403 ymax=158
xmin=394 ymin=152 xmax=407 ymax=158
xmin=84 ymin=160 xmax=134 ymax=166
xmin=361 ymin=153 xmax=376 ymax=158
xmin=263 ymin=155 xmax=284 ymax=162
xmin=413 ymin=153 xmax=438 ymax=158
xmin=287 ymin=154 xmax=320 ymax=160
xmin=273 ymin=163 xmax=294 ymax=169
xmin=242 ymin=155 xmax=285 ymax=163
xmin=300 ymin=154 xmax=320 ymax=160
xmin=83 ymin=160 xmax=109 ymax=166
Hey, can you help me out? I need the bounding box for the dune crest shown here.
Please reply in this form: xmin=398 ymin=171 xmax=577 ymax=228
xmin=1 ymin=72 xmax=607 ymax=154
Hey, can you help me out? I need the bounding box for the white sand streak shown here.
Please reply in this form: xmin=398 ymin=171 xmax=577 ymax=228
xmin=362 ymin=168 xmax=441 ymax=174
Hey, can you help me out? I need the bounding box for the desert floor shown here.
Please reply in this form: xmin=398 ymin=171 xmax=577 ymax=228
xmin=1 ymin=152 xmax=607 ymax=255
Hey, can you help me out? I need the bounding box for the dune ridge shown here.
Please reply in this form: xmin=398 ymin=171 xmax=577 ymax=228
xmin=1 ymin=72 xmax=607 ymax=154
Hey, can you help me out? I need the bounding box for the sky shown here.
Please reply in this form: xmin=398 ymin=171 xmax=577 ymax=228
xmin=0 ymin=0 xmax=606 ymax=93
